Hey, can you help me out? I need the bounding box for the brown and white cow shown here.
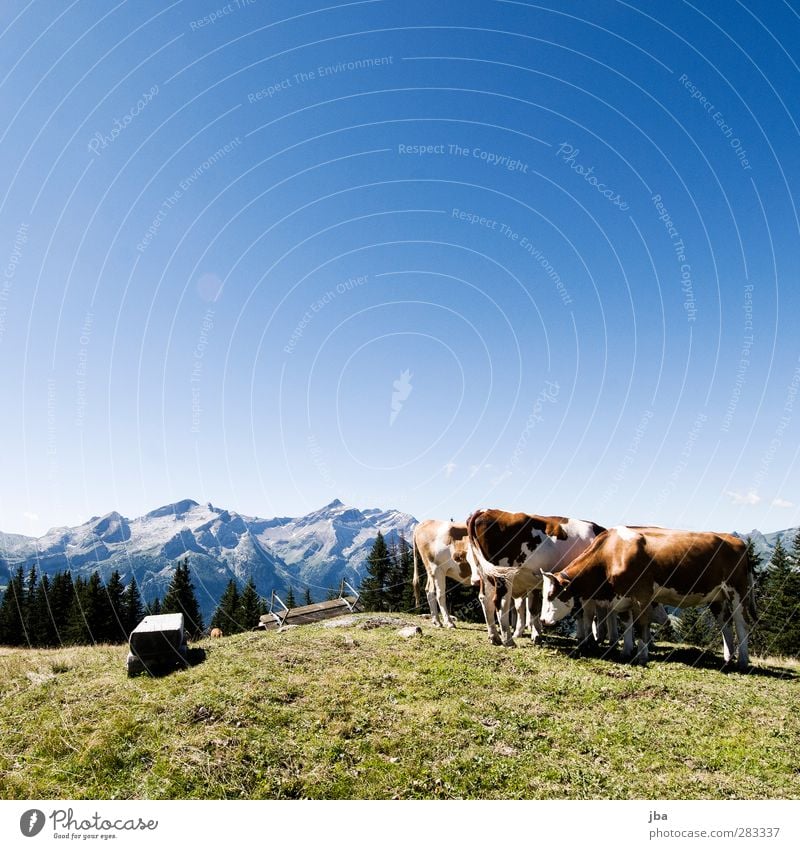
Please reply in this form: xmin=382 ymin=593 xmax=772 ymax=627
xmin=539 ymin=525 xmax=756 ymax=669
xmin=466 ymin=509 xmax=606 ymax=646
xmin=412 ymin=520 xmax=475 ymax=628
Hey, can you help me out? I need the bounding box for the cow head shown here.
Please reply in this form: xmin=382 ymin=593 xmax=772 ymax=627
xmin=539 ymin=569 xmax=574 ymax=625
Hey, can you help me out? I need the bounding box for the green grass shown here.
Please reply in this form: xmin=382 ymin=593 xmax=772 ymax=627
xmin=0 ymin=616 xmax=798 ymax=799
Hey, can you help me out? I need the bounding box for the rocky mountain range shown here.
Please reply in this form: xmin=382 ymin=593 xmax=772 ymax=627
xmin=0 ymin=499 xmax=417 ymax=619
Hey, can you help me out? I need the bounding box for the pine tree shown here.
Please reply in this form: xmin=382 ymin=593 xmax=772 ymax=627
xmin=238 ymin=577 xmax=264 ymax=630
xmin=359 ymin=531 xmax=391 ymax=611
xmin=285 ymin=585 xmax=297 ymax=609
xmin=162 ymin=557 xmax=204 ymax=639
xmin=149 ymin=597 xmax=162 ymax=615
xmin=103 ymin=570 xmax=127 ymax=643
xmin=0 ymin=566 xmax=28 ymax=646
xmin=23 ymin=564 xmax=38 ymax=644
xmin=677 ymin=605 xmax=717 ymax=648
xmin=29 ymin=574 xmax=56 ymax=647
xmin=49 ymin=571 xmax=75 ymax=645
xmin=211 ymin=579 xmax=241 ymax=634
xmin=397 ymin=532 xmax=417 ymax=612
xmin=302 ymin=586 xmax=313 ymax=607
xmin=754 ymin=536 xmax=800 ymax=657
xmin=121 ymin=575 xmax=144 ymax=638
xmin=65 ymin=575 xmax=90 ymax=644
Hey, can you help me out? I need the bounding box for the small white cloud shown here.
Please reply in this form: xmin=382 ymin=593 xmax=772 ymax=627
xmin=772 ymin=497 xmax=794 ymax=508
xmin=725 ymin=490 xmax=761 ymax=505
xmin=23 ymin=511 xmax=39 ymax=521
xmin=443 ymin=462 xmax=457 ymax=478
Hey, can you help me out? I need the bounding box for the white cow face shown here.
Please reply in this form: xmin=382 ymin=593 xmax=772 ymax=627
xmin=540 ymin=573 xmax=574 ymax=625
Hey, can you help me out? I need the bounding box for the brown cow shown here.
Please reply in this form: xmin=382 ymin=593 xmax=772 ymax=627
xmin=540 ymin=526 xmax=756 ymax=669
xmin=210 ymin=628 xmax=223 ymax=638
xmin=466 ymin=509 xmax=605 ymax=646
xmin=413 ymin=520 xmax=475 ymax=627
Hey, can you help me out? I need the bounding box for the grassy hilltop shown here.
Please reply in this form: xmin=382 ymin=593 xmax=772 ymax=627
xmin=0 ymin=616 xmax=797 ymax=800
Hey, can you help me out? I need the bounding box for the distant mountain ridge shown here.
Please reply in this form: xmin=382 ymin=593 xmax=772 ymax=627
xmin=0 ymin=499 xmax=417 ymax=619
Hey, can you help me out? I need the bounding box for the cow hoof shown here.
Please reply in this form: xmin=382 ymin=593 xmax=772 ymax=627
xmin=489 ymin=635 xmax=503 ymax=646
xmin=445 ymin=621 xmax=456 ymax=629
xmin=502 ymin=639 xmax=517 ymax=648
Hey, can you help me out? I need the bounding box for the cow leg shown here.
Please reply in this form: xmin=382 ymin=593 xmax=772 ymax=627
xmin=607 ymin=611 xmax=620 ymax=649
xmin=426 ymin=574 xmax=442 ymax=627
xmin=513 ymin=595 xmax=527 ymax=640
xmin=529 ymin=590 xmax=544 ymax=645
xmin=634 ymin=605 xmax=652 ymax=665
xmin=621 ymin=611 xmax=635 ymax=660
xmin=592 ymin=607 xmax=607 ymax=644
xmin=498 ymin=585 xmax=516 ymax=647
xmin=732 ymin=595 xmax=750 ymax=671
xmin=712 ymin=602 xmax=735 ymax=664
xmin=480 ymin=579 xmax=502 ymax=645
xmin=576 ymin=600 xmax=598 ymax=654
xmin=434 ymin=572 xmax=456 ymax=628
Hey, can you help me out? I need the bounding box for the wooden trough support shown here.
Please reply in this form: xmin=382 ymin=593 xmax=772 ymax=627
xmin=126 ymin=612 xmax=188 ymax=677
xmin=258 ymin=580 xmax=361 ymax=631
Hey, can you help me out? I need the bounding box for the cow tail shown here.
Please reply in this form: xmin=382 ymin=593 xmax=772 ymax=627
xmin=412 ymin=534 xmax=421 ymax=608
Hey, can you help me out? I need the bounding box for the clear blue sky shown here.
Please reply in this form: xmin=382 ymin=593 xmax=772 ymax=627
xmin=1 ymin=0 xmax=799 ymax=536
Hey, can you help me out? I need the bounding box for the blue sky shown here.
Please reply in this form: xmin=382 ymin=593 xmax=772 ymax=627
xmin=1 ymin=0 xmax=799 ymax=536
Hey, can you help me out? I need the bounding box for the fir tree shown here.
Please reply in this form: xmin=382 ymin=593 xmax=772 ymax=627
xmin=754 ymin=536 xmax=800 ymax=657
xmin=302 ymin=586 xmax=313 ymax=607
xmin=103 ymin=570 xmax=127 ymax=643
xmin=677 ymin=605 xmax=717 ymax=648
xmin=121 ymin=575 xmax=144 ymax=638
xmin=23 ymin=563 xmax=38 ymax=643
xmin=162 ymin=557 xmax=204 ymax=638
xmin=49 ymin=571 xmax=74 ymax=645
xmin=238 ymin=577 xmax=264 ymax=629
xmin=211 ymin=579 xmax=241 ymax=634
xmin=359 ymin=531 xmax=391 ymax=611
xmin=65 ymin=575 xmax=90 ymax=644
xmin=285 ymin=585 xmax=297 ymax=609
xmin=29 ymin=574 xmax=56 ymax=647
xmin=0 ymin=566 xmax=28 ymax=646
xmin=149 ymin=597 xmax=162 ymax=615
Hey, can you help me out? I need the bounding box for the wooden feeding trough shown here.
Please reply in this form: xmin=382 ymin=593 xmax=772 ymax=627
xmin=258 ymin=581 xmax=361 ymax=631
xmin=126 ymin=612 xmax=188 ymax=677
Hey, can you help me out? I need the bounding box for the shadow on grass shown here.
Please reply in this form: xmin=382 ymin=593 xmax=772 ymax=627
xmin=530 ymin=636 xmax=798 ymax=679
xmin=128 ymin=646 xmax=207 ymax=679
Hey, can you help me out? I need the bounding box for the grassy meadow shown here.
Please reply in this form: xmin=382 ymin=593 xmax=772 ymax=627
xmin=0 ymin=615 xmax=798 ymax=799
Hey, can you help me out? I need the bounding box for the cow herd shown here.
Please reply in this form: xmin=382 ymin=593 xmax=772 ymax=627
xmin=413 ymin=510 xmax=756 ymax=670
